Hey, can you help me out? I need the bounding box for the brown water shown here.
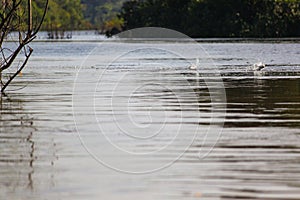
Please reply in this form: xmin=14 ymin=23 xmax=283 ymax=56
xmin=0 ymin=41 xmax=300 ymax=200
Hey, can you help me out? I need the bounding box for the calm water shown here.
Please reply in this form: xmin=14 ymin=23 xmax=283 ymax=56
xmin=0 ymin=40 xmax=300 ymax=200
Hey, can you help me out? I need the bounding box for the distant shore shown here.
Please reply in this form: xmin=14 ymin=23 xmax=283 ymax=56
xmin=4 ymin=30 xmax=300 ymax=43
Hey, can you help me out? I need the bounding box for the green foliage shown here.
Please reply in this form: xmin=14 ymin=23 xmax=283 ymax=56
xmin=119 ymin=0 xmax=300 ymax=37
xmin=42 ymin=0 xmax=85 ymax=30
xmin=28 ymin=0 xmax=299 ymax=37
xmin=81 ymin=0 xmax=126 ymax=30
xmin=32 ymin=0 xmax=125 ymax=31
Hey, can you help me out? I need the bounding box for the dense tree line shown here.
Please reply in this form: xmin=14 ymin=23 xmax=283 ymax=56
xmin=26 ymin=0 xmax=300 ymax=37
xmin=32 ymin=0 xmax=86 ymax=30
xmin=119 ymin=0 xmax=300 ymax=37
xmin=32 ymin=0 xmax=125 ymax=32
xmin=81 ymin=0 xmax=125 ymax=31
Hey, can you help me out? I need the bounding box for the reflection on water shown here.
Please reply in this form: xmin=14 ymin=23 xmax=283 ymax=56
xmin=0 ymin=41 xmax=300 ymax=199
xmin=225 ymin=78 xmax=300 ymax=128
xmin=0 ymin=96 xmax=35 ymax=198
xmin=0 ymin=95 xmax=35 ymax=191
xmin=0 ymin=95 xmax=57 ymax=199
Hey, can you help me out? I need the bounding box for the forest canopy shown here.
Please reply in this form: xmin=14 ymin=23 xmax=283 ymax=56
xmin=119 ymin=0 xmax=300 ymax=37
xmin=33 ymin=0 xmax=300 ymax=37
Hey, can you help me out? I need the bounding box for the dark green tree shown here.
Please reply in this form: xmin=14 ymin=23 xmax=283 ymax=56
xmin=119 ymin=0 xmax=300 ymax=38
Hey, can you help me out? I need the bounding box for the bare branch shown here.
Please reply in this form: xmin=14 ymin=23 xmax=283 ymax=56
xmin=28 ymin=0 xmax=33 ymax=34
xmin=32 ymin=0 xmax=49 ymax=36
xmin=0 ymin=43 xmax=24 ymax=71
xmin=0 ymin=12 xmax=14 ymax=46
xmin=0 ymin=0 xmax=22 ymax=29
xmin=1 ymin=47 xmax=33 ymax=93
xmin=0 ymin=0 xmax=49 ymax=93
xmin=0 ymin=47 xmax=13 ymax=65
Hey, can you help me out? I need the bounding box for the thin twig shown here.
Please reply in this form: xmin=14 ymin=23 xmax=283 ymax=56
xmin=0 ymin=43 xmax=24 ymax=71
xmin=28 ymin=0 xmax=32 ymax=34
xmin=0 ymin=0 xmax=49 ymax=93
xmin=1 ymin=47 xmax=33 ymax=93
xmin=0 ymin=0 xmax=22 ymax=29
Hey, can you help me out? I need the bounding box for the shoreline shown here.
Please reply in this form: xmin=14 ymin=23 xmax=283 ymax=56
xmin=4 ymin=37 xmax=300 ymax=43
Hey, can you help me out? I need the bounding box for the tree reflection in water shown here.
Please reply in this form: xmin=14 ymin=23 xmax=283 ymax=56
xmin=0 ymin=95 xmax=56 ymax=198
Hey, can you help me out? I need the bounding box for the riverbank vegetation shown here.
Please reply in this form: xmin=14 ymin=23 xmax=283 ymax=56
xmin=6 ymin=0 xmax=300 ymax=38
xmin=119 ymin=0 xmax=300 ymax=37
xmin=32 ymin=0 xmax=125 ymax=34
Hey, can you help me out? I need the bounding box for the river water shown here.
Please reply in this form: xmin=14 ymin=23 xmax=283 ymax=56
xmin=0 ymin=39 xmax=300 ymax=200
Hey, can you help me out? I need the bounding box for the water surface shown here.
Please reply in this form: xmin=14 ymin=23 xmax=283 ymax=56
xmin=1 ymin=40 xmax=300 ymax=200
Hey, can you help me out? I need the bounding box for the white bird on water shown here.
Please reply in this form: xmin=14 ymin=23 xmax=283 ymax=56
xmin=189 ymin=58 xmax=200 ymax=70
xmin=253 ymin=62 xmax=265 ymax=71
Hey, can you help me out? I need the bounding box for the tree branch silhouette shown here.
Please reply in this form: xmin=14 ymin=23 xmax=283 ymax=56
xmin=0 ymin=0 xmax=48 ymax=93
